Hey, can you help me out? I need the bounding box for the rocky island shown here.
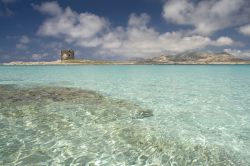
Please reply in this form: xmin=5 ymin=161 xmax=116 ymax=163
xmin=140 ymin=51 xmax=250 ymax=64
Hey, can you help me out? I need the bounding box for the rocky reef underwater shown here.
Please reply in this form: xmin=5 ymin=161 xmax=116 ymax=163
xmin=0 ymin=84 xmax=248 ymax=165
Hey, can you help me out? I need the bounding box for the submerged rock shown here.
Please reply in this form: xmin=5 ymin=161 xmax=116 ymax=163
xmin=0 ymin=84 xmax=248 ymax=165
xmin=0 ymin=84 xmax=153 ymax=121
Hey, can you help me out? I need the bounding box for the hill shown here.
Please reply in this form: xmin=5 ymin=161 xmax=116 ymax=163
xmin=141 ymin=51 xmax=250 ymax=64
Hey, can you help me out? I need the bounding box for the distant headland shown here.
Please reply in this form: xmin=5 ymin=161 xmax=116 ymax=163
xmin=3 ymin=50 xmax=250 ymax=65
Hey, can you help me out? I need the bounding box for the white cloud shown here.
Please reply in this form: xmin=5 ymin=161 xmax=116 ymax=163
xmin=163 ymin=0 xmax=249 ymax=35
xmin=34 ymin=1 xmax=108 ymax=46
xmin=35 ymin=1 xmax=236 ymax=58
xmin=239 ymin=24 xmax=250 ymax=36
xmin=32 ymin=1 xmax=62 ymax=16
xmin=16 ymin=35 xmax=30 ymax=50
xmin=215 ymin=37 xmax=234 ymax=46
xmin=224 ymin=49 xmax=250 ymax=59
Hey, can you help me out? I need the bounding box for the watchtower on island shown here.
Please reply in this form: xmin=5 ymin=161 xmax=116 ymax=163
xmin=60 ymin=49 xmax=75 ymax=61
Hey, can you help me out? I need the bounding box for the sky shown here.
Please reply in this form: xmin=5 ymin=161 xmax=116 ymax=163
xmin=0 ymin=0 xmax=250 ymax=62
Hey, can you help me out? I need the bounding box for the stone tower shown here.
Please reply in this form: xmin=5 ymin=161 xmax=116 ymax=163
xmin=60 ymin=49 xmax=75 ymax=61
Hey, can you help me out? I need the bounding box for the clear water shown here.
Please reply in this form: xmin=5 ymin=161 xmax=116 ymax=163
xmin=0 ymin=65 xmax=250 ymax=165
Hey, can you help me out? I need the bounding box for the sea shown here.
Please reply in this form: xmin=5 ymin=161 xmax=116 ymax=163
xmin=0 ymin=65 xmax=250 ymax=165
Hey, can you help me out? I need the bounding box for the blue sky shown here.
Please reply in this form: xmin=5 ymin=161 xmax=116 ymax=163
xmin=0 ymin=0 xmax=250 ymax=62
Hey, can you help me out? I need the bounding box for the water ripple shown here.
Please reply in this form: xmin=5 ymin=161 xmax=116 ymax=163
xmin=0 ymin=84 xmax=248 ymax=165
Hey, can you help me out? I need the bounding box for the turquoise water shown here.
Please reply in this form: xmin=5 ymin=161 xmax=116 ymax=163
xmin=0 ymin=65 xmax=250 ymax=165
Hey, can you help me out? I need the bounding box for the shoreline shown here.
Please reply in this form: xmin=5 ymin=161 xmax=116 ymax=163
xmin=2 ymin=60 xmax=250 ymax=65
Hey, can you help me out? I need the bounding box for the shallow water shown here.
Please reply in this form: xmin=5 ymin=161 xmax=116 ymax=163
xmin=0 ymin=65 xmax=250 ymax=165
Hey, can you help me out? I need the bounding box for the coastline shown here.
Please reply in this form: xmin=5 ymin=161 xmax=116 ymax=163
xmin=2 ymin=60 xmax=137 ymax=65
xmin=2 ymin=60 xmax=250 ymax=65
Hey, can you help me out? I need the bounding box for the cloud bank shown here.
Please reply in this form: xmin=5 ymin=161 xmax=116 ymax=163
xmin=163 ymin=0 xmax=250 ymax=36
xmin=34 ymin=1 xmax=236 ymax=58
